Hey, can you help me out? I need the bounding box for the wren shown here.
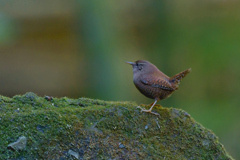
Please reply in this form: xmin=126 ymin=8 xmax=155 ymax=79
xmin=126 ymin=60 xmax=191 ymax=116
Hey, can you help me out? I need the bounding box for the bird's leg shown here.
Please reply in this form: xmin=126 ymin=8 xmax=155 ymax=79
xmin=149 ymin=102 xmax=154 ymax=106
xmin=137 ymin=100 xmax=160 ymax=116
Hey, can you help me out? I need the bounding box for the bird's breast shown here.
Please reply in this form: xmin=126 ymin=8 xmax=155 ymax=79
xmin=133 ymin=78 xmax=155 ymax=99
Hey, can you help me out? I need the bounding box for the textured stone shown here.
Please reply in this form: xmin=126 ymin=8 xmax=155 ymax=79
xmin=8 ymin=136 xmax=27 ymax=151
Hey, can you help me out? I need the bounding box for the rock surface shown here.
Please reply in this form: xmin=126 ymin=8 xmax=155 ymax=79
xmin=7 ymin=136 xmax=27 ymax=151
xmin=0 ymin=92 xmax=234 ymax=159
xmin=68 ymin=149 xmax=79 ymax=159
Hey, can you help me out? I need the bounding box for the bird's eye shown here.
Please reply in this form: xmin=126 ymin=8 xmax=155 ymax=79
xmin=138 ymin=64 xmax=143 ymax=71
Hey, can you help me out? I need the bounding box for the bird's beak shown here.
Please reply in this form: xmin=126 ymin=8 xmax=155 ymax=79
xmin=125 ymin=61 xmax=134 ymax=65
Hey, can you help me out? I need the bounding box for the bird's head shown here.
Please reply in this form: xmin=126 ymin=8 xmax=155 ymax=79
xmin=125 ymin=60 xmax=157 ymax=76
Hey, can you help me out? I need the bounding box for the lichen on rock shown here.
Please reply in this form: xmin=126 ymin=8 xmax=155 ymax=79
xmin=0 ymin=92 xmax=234 ymax=159
xmin=7 ymin=136 xmax=27 ymax=151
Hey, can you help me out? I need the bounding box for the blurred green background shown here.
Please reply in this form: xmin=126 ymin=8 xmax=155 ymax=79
xmin=0 ymin=0 xmax=240 ymax=158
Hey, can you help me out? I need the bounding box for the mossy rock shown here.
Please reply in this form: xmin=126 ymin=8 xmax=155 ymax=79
xmin=0 ymin=92 xmax=233 ymax=159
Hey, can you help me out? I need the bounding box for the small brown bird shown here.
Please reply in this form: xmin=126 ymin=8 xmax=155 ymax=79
xmin=126 ymin=60 xmax=191 ymax=116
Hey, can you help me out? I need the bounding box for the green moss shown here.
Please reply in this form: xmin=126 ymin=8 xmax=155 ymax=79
xmin=0 ymin=92 xmax=233 ymax=159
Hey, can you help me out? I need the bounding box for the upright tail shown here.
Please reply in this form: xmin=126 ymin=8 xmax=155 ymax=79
xmin=170 ymin=68 xmax=191 ymax=89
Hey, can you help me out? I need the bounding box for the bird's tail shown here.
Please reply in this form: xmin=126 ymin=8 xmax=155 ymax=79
xmin=170 ymin=68 xmax=191 ymax=89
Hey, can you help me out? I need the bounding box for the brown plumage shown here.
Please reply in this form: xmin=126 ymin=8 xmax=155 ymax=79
xmin=126 ymin=60 xmax=191 ymax=116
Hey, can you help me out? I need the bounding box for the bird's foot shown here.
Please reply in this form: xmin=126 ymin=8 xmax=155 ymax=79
xmin=137 ymin=106 xmax=160 ymax=116
xmin=137 ymin=106 xmax=146 ymax=110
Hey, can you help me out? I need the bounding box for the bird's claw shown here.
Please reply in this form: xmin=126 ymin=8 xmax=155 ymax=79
xmin=137 ymin=106 xmax=145 ymax=110
xmin=136 ymin=106 xmax=160 ymax=116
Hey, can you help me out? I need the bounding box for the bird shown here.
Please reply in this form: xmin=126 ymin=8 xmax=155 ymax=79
xmin=126 ymin=60 xmax=191 ymax=116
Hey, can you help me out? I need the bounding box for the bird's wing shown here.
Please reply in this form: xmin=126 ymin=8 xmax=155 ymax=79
xmin=140 ymin=75 xmax=174 ymax=91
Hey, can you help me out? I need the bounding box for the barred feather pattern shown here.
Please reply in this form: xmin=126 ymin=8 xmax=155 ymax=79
xmin=170 ymin=68 xmax=191 ymax=89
